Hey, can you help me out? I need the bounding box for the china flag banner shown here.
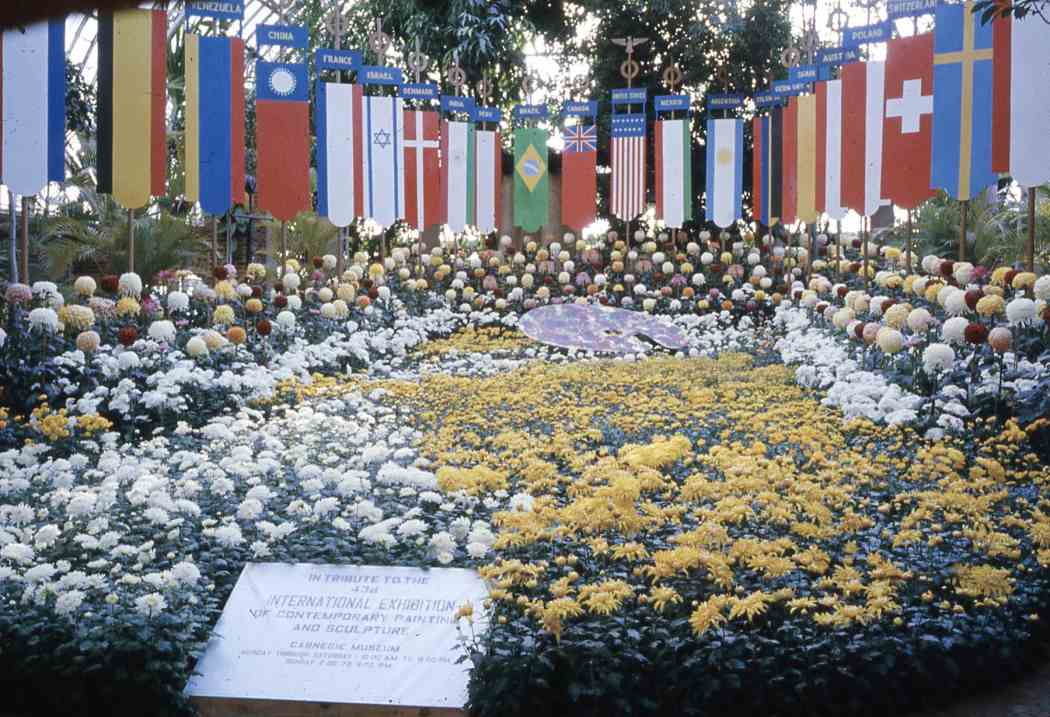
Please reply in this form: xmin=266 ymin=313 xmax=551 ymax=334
xmin=881 ymin=33 xmax=935 ymax=210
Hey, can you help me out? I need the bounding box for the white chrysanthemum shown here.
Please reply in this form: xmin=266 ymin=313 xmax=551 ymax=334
xmin=922 ymin=343 xmax=955 ymax=374
xmin=134 ymin=592 xmax=167 ymax=616
xmin=74 ymin=276 xmax=97 ymax=296
xmin=212 ymin=524 xmax=244 ymax=547
xmin=397 ymin=519 xmax=427 ymax=537
xmin=169 ymin=561 xmax=201 ymax=585
xmin=941 ymin=316 xmax=968 ymax=344
xmin=921 ymin=255 xmax=940 ymax=274
xmin=876 ymin=327 xmax=903 ymax=354
xmin=1034 ymin=275 xmax=1050 ymax=302
xmin=166 ymin=291 xmax=189 ymax=312
xmin=831 ymin=308 xmax=854 ymax=330
xmin=286 ymin=295 xmax=302 ymax=311
xmin=28 ymin=307 xmax=60 ymax=332
xmin=282 ymin=273 xmax=301 ymax=291
xmin=148 ymin=320 xmax=176 ymax=343
xmin=276 ymin=311 xmax=296 ymax=330
xmin=185 ymin=336 xmax=209 ymax=357
xmin=907 ymin=308 xmax=934 ymax=333
xmin=944 ymin=289 xmax=969 ymax=316
xmin=54 ymin=589 xmax=85 ymax=617
xmin=1006 ymin=297 xmax=1037 ymax=326
xmin=953 ymin=262 xmax=974 ymax=285
xmin=118 ymin=272 xmax=142 ymax=297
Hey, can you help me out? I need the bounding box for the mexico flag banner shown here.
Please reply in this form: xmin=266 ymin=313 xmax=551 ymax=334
xmin=441 ymin=120 xmax=475 ymax=233
xmin=316 ymin=81 xmax=362 ymax=227
xmin=475 ymin=111 xmax=502 ymax=234
xmin=97 ymin=8 xmax=167 ymax=209
xmin=513 ymin=126 xmax=549 ymax=232
xmin=1 ymin=18 xmax=65 ymax=198
xmin=704 ymin=118 xmax=742 ymax=228
xmin=655 ymin=119 xmax=692 ymax=229
xmin=256 ymin=61 xmax=310 ymax=223
xmin=184 ymin=34 xmax=245 ymax=216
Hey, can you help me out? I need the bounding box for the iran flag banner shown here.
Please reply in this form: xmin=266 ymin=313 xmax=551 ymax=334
xmin=358 ymin=95 xmax=406 ymax=228
xmin=1 ymin=18 xmax=65 ymax=197
xmin=402 ymin=109 xmax=441 ymax=231
xmin=655 ymin=118 xmax=692 ymax=229
xmin=475 ymin=128 xmax=501 ymax=233
xmin=841 ymin=61 xmax=886 ymax=217
xmin=992 ymin=11 xmax=1050 ymax=186
xmin=441 ymin=120 xmax=475 ymax=233
xmin=704 ymin=118 xmax=742 ymax=229
xmin=316 ymin=82 xmax=362 ymax=227
xmin=882 ymin=33 xmax=935 ymax=210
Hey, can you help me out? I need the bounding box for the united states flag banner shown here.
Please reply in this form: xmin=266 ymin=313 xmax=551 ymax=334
xmin=611 ymin=114 xmax=646 ymax=221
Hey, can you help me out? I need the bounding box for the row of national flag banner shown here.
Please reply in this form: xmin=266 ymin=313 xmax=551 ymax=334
xmin=752 ymin=1 xmax=1050 ymax=229
xmin=1 ymin=3 xmax=1048 ymax=236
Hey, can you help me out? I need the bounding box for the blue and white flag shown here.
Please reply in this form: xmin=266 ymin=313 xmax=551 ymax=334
xmin=357 ymin=95 xmax=406 ymax=228
xmin=705 ymin=118 xmax=743 ymax=228
xmin=931 ymin=0 xmax=996 ymax=201
xmin=1 ymin=18 xmax=65 ymax=196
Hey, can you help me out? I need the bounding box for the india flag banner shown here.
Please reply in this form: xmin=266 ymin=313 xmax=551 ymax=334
xmin=97 ymin=8 xmax=167 ymax=209
xmin=1 ymin=18 xmax=65 ymax=197
xmin=705 ymin=118 xmax=743 ymax=228
xmin=475 ymin=128 xmax=501 ymax=233
xmin=184 ymin=34 xmax=245 ymax=216
xmin=441 ymin=120 xmax=474 ymax=233
xmin=655 ymin=118 xmax=692 ymax=229
xmin=358 ymin=95 xmax=405 ymax=228
xmin=316 ymin=81 xmax=362 ymax=227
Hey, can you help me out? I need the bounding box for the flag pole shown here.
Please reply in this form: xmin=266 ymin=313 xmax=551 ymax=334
xmin=959 ymin=199 xmax=968 ymax=262
xmin=19 ymin=197 xmax=30 ymax=283
xmin=331 ymin=1 xmax=348 ymax=279
xmin=281 ymin=221 xmax=288 ymax=276
xmin=128 ymin=208 xmax=135 ymax=274
xmin=211 ymin=216 xmax=219 ymax=269
xmin=905 ymin=208 xmax=913 ymax=274
xmin=1026 ymin=187 xmax=1036 ymax=272
xmin=7 ymin=191 xmax=17 ymax=284
xmin=862 ymin=214 xmax=869 ymax=289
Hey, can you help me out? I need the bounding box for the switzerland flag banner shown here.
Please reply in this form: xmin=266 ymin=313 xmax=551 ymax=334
xmin=881 ymin=34 xmax=935 ymax=210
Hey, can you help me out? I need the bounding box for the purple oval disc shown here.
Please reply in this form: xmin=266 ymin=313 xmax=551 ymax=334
xmin=519 ymin=303 xmax=688 ymax=354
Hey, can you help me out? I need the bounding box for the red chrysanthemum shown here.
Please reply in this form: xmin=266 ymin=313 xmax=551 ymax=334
xmin=118 ymin=326 xmax=138 ymax=347
xmin=256 ymin=319 xmax=272 ymax=336
xmin=100 ymin=275 xmax=120 ymax=294
xmin=213 ymin=266 xmax=228 ymax=280
xmin=964 ymin=322 xmax=988 ymax=345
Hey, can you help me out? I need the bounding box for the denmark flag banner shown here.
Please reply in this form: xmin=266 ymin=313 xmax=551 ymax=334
xmin=881 ymin=33 xmax=936 ymax=210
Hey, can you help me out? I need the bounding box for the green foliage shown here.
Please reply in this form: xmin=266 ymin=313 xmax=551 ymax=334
xmin=973 ymin=0 xmax=1050 ymax=23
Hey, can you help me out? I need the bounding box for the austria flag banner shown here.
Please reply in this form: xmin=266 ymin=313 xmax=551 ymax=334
xmin=704 ymin=118 xmax=741 ymax=228
xmin=316 ymin=81 xmax=362 ymax=227
xmin=184 ymin=34 xmax=245 ymax=216
xmin=97 ymin=8 xmax=167 ymax=209
xmin=441 ymin=119 xmax=474 ymax=233
xmin=992 ymin=10 xmax=1050 ymax=187
xmin=256 ymin=60 xmax=310 ymax=223
xmin=931 ymin=1 xmax=996 ymax=201
xmin=841 ymin=61 xmax=886 ymax=217
xmin=475 ymin=108 xmax=502 ymax=234
xmin=882 ymin=33 xmax=935 ymax=210
xmin=402 ymin=108 xmax=441 ymax=231
xmin=815 ymin=80 xmax=847 ymax=220
xmin=1 ymin=18 xmax=65 ymax=197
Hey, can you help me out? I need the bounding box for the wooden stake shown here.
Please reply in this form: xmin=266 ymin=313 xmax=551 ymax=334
xmin=211 ymin=216 xmax=219 ymax=269
xmin=8 ymin=190 xmax=17 ymax=283
xmin=959 ymin=199 xmax=968 ymax=262
xmin=280 ymin=221 xmax=288 ymax=276
xmin=1026 ymin=187 xmax=1036 ymax=272
xmin=905 ymin=209 xmax=913 ymax=274
xmin=862 ymin=215 xmax=870 ymax=288
xmin=127 ymin=209 xmax=135 ymax=274
xmin=225 ymin=211 xmax=234 ymax=265
xmin=19 ymin=197 xmax=30 ymax=283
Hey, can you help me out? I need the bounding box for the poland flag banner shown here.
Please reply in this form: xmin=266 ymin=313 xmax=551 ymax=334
xmin=1 ymin=19 xmax=66 ymax=197
xmin=655 ymin=118 xmax=692 ymax=229
xmin=402 ymin=109 xmax=441 ymax=231
xmin=475 ymin=129 xmax=501 ymax=234
xmin=316 ymin=82 xmax=362 ymax=227
xmin=841 ymin=61 xmax=886 ymax=217
xmin=815 ymin=79 xmax=847 ymax=220
xmin=992 ymin=12 xmax=1050 ymax=187
xmin=704 ymin=118 xmax=742 ymax=229
xmin=882 ymin=33 xmax=935 ymax=210
xmin=441 ymin=120 xmax=474 ymax=233
xmin=359 ymin=95 xmax=405 ymax=228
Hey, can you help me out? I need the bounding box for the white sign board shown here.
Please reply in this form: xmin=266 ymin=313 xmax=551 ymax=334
xmin=185 ymin=563 xmax=489 ymax=708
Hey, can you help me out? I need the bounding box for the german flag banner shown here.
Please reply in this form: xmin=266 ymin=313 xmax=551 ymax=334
xmin=97 ymin=8 xmax=167 ymax=209
xmin=184 ymin=34 xmax=245 ymax=216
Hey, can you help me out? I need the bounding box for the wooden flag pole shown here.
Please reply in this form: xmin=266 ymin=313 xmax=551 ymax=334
xmin=959 ymin=199 xmax=968 ymax=262
xmin=7 ymin=192 xmax=17 ymax=284
xmin=225 ymin=210 xmax=234 ymax=265
xmin=612 ymin=36 xmax=647 ymax=251
xmin=127 ymin=208 xmax=135 ymax=274
xmin=862 ymin=215 xmax=870 ymax=289
xmin=905 ymin=208 xmax=914 ymax=274
xmin=211 ymin=216 xmax=219 ymax=269
xmin=330 ymin=1 xmax=348 ymax=278
xmin=19 ymin=197 xmax=30 ymax=283
xmin=280 ymin=221 xmax=288 ymax=276
xmin=1026 ymin=187 xmax=1036 ymax=272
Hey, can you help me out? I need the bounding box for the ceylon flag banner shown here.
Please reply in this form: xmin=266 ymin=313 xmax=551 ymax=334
xmin=475 ymin=128 xmax=501 ymax=233
xmin=610 ymin=114 xmax=646 ymax=221
xmin=0 ymin=19 xmax=65 ymax=197
xmin=513 ymin=127 xmax=549 ymax=232
xmin=256 ymin=61 xmax=310 ymax=223
xmin=882 ymin=33 xmax=935 ymax=209
xmin=752 ymin=116 xmax=768 ymax=225
xmin=780 ymin=98 xmax=798 ymax=226
xmin=360 ymin=95 xmax=406 ymax=228
xmin=770 ymin=106 xmax=783 ymax=223
xmin=841 ymin=61 xmax=886 ymax=217
xmin=656 ymin=118 xmax=693 ymax=229
xmin=931 ymin=1 xmax=995 ymax=201
xmin=403 ymin=109 xmax=441 ymax=231
xmin=992 ymin=11 xmax=1050 ymax=186
xmin=704 ymin=118 xmax=741 ymax=229
xmin=97 ymin=8 xmax=167 ymax=209
xmin=561 ymin=123 xmax=598 ymax=232
xmin=316 ymin=81 xmax=361 ymax=227
xmin=441 ymin=120 xmax=474 ymax=233
xmin=815 ymin=80 xmax=847 ymax=220
xmin=795 ymin=94 xmax=818 ymax=224
xmin=184 ymin=34 xmax=245 ymax=216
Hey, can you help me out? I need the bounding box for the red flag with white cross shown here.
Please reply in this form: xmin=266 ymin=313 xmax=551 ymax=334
xmin=881 ymin=33 xmax=936 ymax=210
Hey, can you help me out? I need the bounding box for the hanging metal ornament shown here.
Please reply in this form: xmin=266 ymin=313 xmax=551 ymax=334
xmin=854 ymin=0 xmax=881 ymax=9
xmin=261 ymin=0 xmax=294 ymax=21
xmin=780 ymin=46 xmax=802 ymax=68
xmin=800 ymin=25 xmax=822 ymax=63
xmin=662 ymin=63 xmax=684 ymax=91
xmin=476 ymin=77 xmax=492 ymax=102
xmin=447 ymin=59 xmax=468 ymax=95
xmin=826 ymin=3 xmax=850 ymax=35
xmin=612 ymin=36 xmax=649 ymax=84
xmin=368 ymin=18 xmax=392 ymax=60
xmin=407 ymin=37 xmax=430 ymax=84
xmin=324 ymin=3 xmax=349 ymax=43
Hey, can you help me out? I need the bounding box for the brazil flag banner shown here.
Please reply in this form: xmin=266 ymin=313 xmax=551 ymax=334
xmin=513 ymin=127 xmax=549 ymax=232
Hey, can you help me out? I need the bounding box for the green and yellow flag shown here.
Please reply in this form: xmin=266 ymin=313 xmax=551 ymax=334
xmin=513 ymin=127 xmax=549 ymax=232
